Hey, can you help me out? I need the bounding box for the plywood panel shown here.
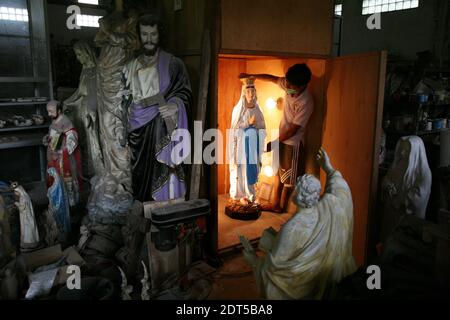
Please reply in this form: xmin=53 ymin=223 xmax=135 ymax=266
xmin=220 ymin=0 xmax=334 ymax=56
xmin=323 ymin=52 xmax=386 ymax=266
xmin=179 ymin=55 xmax=201 ymax=116
xmin=218 ymin=58 xmax=246 ymax=195
xmin=162 ymin=0 xmax=208 ymax=53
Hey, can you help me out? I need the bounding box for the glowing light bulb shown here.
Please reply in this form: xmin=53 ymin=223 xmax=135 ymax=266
xmin=264 ymin=166 xmax=274 ymax=177
xmin=265 ymin=98 xmax=276 ymax=110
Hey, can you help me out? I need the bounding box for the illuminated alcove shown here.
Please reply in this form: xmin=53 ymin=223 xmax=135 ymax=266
xmin=217 ymin=54 xmax=327 ymax=250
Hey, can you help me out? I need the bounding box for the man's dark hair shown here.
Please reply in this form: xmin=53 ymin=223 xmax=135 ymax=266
xmin=286 ymin=63 xmax=312 ymax=87
xmin=137 ymin=14 xmax=163 ymax=42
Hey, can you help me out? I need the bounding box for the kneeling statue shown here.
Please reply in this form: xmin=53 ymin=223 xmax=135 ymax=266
xmin=240 ymin=148 xmax=356 ymax=299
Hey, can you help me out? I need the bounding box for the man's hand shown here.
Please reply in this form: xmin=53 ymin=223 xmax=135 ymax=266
xmin=316 ymin=147 xmax=334 ymax=174
xmin=239 ymin=73 xmax=279 ymax=84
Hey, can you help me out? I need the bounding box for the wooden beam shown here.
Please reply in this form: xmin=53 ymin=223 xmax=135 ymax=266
xmin=189 ymin=29 xmax=211 ymax=200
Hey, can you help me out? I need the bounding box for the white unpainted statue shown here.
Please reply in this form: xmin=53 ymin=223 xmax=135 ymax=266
xmin=14 ymin=184 xmax=40 ymax=251
xmin=118 ymin=266 xmax=133 ymax=300
xmin=228 ymin=78 xmax=266 ymax=204
xmin=141 ymin=261 xmax=150 ymax=300
xmin=240 ymin=148 xmax=356 ymax=299
xmin=381 ymin=135 xmax=432 ymax=239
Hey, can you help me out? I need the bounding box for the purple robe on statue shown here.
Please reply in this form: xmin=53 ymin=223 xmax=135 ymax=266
xmin=125 ymin=50 xmax=192 ymax=202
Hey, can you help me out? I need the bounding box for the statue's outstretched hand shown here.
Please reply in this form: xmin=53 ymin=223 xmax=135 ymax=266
xmin=316 ymin=147 xmax=334 ymax=174
xmin=239 ymin=234 xmax=258 ymax=268
xmin=239 ymin=234 xmax=254 ymax=253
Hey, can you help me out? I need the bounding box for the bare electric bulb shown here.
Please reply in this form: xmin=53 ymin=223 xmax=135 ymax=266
xmin=265 ymin=98 xmax=276 ymax=110
xmin=264 ymin=166 xmax=274 ymax=177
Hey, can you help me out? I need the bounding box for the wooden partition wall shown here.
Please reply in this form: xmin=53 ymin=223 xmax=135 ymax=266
xmin=217 ymin=52 xmax=386 ymax=267
xmin=322 ymin=52 xmax=387 ymax=265
xmin=220 ymin=0 xmax=334 ymax=55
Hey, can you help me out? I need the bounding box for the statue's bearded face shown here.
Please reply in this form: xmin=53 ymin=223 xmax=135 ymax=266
xmin=140 ymin=24 xmax=159 ymax=56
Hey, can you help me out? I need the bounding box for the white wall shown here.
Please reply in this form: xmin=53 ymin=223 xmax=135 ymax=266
xmin=339 ymin=0 xmax=439 ymax=60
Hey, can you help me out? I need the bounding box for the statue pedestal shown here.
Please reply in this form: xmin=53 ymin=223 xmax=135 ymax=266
xmin=225 ymin=199 xmax=262 ymax=221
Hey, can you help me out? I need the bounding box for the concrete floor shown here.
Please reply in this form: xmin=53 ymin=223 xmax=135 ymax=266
xmin=208 ymin=253 xmax=261 ymax=300
xmin=218 ymin=194 xmax=293 ymax=249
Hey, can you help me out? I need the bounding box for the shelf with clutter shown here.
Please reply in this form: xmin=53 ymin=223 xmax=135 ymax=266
xmin=0 ymin=0 xmax=52 ymax=185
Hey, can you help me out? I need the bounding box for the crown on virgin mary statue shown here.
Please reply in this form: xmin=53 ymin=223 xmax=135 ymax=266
xmin=241 ymin=77 xmax=256 ymax=89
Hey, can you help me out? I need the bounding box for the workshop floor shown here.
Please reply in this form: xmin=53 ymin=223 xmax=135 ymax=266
xmin=208 ymin=252 xmax=261 ymax=300
xmin=218 ymin=194 xmax=293 ymax=250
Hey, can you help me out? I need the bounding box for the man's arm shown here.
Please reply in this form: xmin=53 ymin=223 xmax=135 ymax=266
xmin=279 ymin=122 xmax=301 ymax=143
xmin=266 ymin=123 xmax=301 ymax=151
xmin=239 ymin=73 xmax=280 ymax=85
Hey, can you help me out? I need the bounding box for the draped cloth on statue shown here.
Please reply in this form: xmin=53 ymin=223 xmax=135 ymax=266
xmin=125 ymin=50 xmax=192 ymax=202
xmin=47 ymin=114 xmax=82 ymax=207
xmin=245 ymin=127 xmax=261 ymax=186
xmin=64 ymin=66 xmax=103 ymax=177
xmin=381 ymin=136 xmax=432 ymax=241
xmin=254 ymin=170 xmax=356 ymax=300
xmin=14 ymin=185 xmax=40 ymax=251
xmin=47 ymin=168 xmax=71 ymax=241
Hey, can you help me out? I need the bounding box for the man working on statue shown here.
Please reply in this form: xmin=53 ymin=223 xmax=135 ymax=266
xmin=43 ymin=100 xmax=82 ymax=207
xmin=240 ymin=64 xmax=314 ymax=210
xmin=123 ymin=14 xmax=192 ymax=202
xmin=240 ymin=148 xmax=356 ymax=300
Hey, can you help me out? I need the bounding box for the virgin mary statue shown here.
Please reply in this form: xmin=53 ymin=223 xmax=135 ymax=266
xmin=228 ymin=78 xmax=266 ymax=205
